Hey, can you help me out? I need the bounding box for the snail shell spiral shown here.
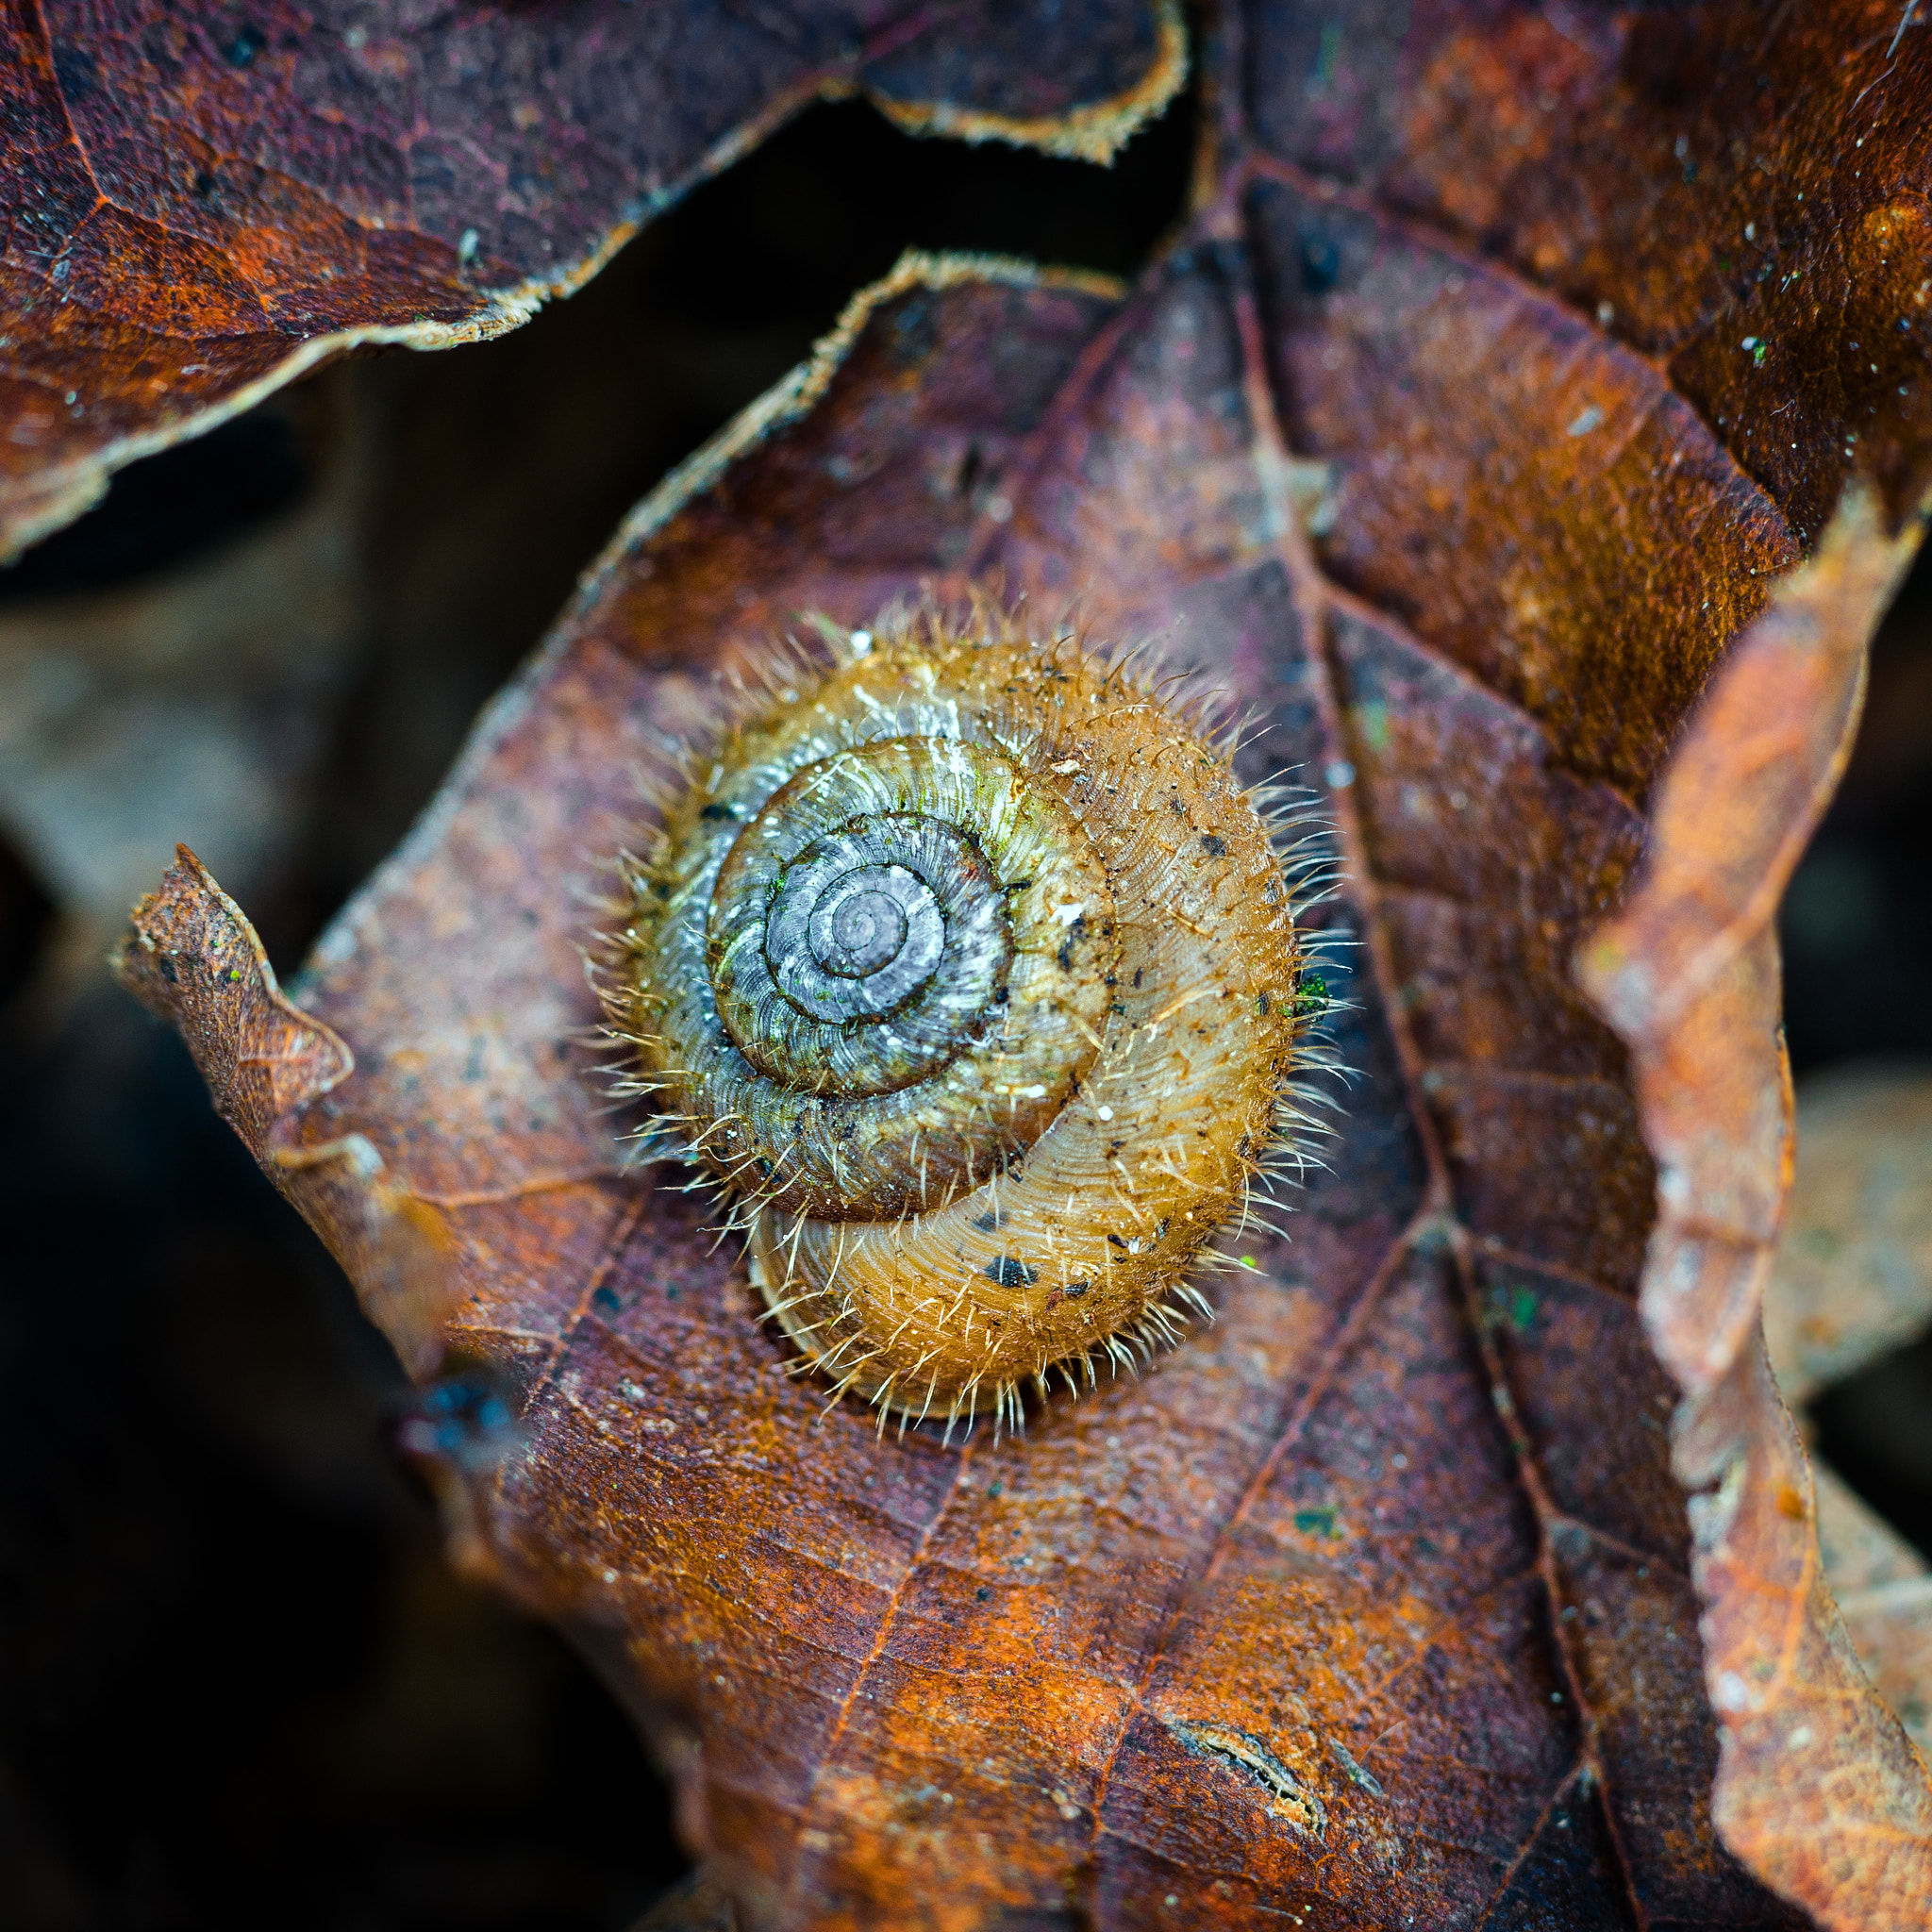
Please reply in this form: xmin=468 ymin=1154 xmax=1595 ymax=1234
xmin=615 ymin=608 xmax=1315 ymax=1429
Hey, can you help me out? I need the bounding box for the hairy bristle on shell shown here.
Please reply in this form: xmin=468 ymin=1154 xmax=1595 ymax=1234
xmin=599 ymin=598 xmax=1342 ymax=1436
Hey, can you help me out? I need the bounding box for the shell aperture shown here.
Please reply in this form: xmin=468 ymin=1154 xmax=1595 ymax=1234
xmin=615 ymin=609 xmax=1318 ymax=1431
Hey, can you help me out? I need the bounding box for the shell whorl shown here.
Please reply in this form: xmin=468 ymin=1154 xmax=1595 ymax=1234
xmin=615 ymin=608 xmax=1317 ymax=1430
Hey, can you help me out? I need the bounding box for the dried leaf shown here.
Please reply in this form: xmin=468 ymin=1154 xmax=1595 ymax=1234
xmin=1582 ymin=482 xmax=1932 ymax=1927
xmin=1244 ymin=0 xmax=1932 ymax=545
xmin=0 ymin=0 xmax=1183 ymax=555
xmin=116 ymin=3 xmax=1932 ymax=1925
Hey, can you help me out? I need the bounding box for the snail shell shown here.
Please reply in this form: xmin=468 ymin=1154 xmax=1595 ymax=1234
xmin=613 ymin=606 xmax=1318 ymax=1430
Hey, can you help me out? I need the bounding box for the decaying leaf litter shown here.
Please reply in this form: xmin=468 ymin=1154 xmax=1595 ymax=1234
xmin=85 ymin=0 xmax=1932 ymax=1925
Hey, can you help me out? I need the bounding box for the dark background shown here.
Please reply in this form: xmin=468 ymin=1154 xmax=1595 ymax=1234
xmin=1 ymin=79 xmax=1927 ymax=1932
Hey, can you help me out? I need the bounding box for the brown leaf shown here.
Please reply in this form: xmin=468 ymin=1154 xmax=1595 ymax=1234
xmin=1245 ymin=0 xmax=1932 ymax=545
xmin=0 ymin=0 xmax=1183 ymax=556
xmin=115 ymin=3 xmax=1932 ymax=1924
xmin=1582 ymin=482 xmax=1932 ymax=1928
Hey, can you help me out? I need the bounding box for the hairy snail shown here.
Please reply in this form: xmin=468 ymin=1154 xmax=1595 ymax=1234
xmin=611 ymin=605 xmax=1328 ymax=1432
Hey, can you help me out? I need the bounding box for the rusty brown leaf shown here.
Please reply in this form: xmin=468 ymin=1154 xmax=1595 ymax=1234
xmin=115 ymin=3 xmax=1932 ymax=1925
xmin=1582 ymin=480 xmax=1931 ymax=1929
xmin=0 ymin=0 xmax=1182 ymax=556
